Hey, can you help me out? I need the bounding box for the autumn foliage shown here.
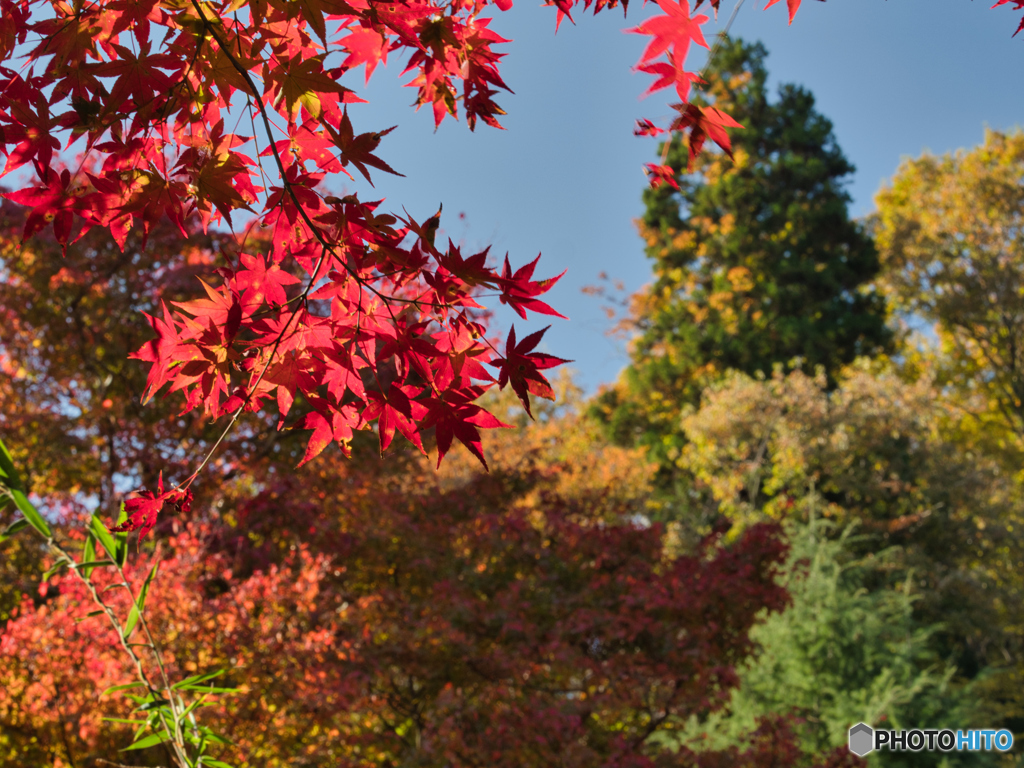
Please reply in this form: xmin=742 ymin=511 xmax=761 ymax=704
xmin=0 ymin=0 xmax=1022 ymax=764
xmin=0 ymin=215 xmax=851 ymax=767
xmin=1 ymin=465 xmax=795 ymax=767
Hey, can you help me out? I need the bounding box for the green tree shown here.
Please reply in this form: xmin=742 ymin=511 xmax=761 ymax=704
xmin=668 ymin=517 xmax=996 ymax=768
xmin=595 ymin=39 xmax=891 ymax=476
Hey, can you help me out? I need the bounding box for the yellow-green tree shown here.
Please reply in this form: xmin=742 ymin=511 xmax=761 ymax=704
xmin=872 ymin=128 xmax=1024 ymax=738
xmin=873 ymin=130 xmax=1024 ymax=447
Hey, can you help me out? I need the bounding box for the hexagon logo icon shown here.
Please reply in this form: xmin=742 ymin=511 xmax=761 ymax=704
xmin=849 ymin=722 xmax=874 ymax=757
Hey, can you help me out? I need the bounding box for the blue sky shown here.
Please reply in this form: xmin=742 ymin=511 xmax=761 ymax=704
xmin=336 ymin=0 xmax=1024 ymax=393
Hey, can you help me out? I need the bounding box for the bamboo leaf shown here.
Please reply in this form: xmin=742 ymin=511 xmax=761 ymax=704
xmin=73 ymin=559 xmax=116 ymax=570
xmin=0 ymin=437 xmax=23 ymax=489
xmin=172 ymin=669 xmax=228 ymax=690
xmin=90 ymin=513 xmax=119 ymax=562
xmin=122 ymin=731 xmax=169 ymax=751
xmin=124 ymin=562 xmax=158 ymax=640
xmin=137 ymin=698 xmax=171 ymax=711
xmin=102 ymin=681 xmax=147 ymax=697
xmin=0 ymin=439 xmax=50 ymax=539
xmin=199 ymin=726 xmax=235 ymax=746
xmin=11 ymin=489 xmax=50 ymax=539
xmin=0 ymin=517 xmax=27 ymax=543
xmin=81 ymin=532 xmax=97 ymax=577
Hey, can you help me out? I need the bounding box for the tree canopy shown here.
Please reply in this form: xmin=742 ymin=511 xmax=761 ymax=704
xmin=874 ymin=130 xmax=1024 ymax=442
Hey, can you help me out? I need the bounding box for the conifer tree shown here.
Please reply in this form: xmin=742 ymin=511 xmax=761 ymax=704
xmin=596 ymin=39 xmax=891 ymax=473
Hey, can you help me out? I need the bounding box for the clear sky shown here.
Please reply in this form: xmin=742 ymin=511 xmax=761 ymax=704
xmin=337 ymin=0 xmax=1024 ymax=394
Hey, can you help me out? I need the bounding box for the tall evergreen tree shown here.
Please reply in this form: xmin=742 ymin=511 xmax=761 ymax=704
xmin=595 ymin=39 xmax=891 ymax=472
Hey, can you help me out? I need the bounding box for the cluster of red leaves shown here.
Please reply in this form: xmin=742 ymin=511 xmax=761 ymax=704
xmin=130 ymin=231 xmax=570 ymax=470
xmin=0 ymin=0 xmax=597 ymax=499
xmin=626 ymin=0 xmax=747 ymax=184
xmin=112 ymin=471 xmax=193 ymax=538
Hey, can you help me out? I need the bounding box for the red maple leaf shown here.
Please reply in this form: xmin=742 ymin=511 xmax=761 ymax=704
xmin=637 ymin=57 xmax=704 ymax=101
xmin=626 ymin=0 xmax=709 ymax=67
xmin=3 ymin=164 xmax=87 ymax=249
xmin=298 ymin=403 xmax=362 ymax=466
xmin=363 ymin=383 xmax=430 ymax=454
xmin=233 ymin=252 xmax=302 ymax=312
xmin=644 ymin=163 xmax=680 ymax=190
xmin=172 ymin=278 xmax=244 ymax=340
xmin=261 ymin=349 xmax=321 ymax=421
xmin=498 ymin=254 xmax=567 ymax=320
xmin=438 ymin=243 xmax=498 ymax=288
xmin=112 ymin=472 xmax=192 ymax=540
xmin=670 ymin=102 xmax=744 ymax=170
xmin=326 ymin=108 xmax=403 ymax=186
xmin=95 ymin=40 xmax=177 ymax=106
xmin=0 ymin=89 xmax=60 ymax=178
xmin=338 ymin=27 xmax=390 ymax=83
xmin=490 ymin=325 xmax=570 ymax=418
xmin=420 ymin=388 xmax=510 ymax=469
xmin=262 ymin=118 xmax=345 ymax=175
xmin=322 ymin=345 xmax=368 ymax=403
xmin=764 ymin=0 xmax=801 ymax=24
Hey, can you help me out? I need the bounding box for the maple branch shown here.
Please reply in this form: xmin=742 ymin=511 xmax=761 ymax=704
xmin=188 ymin=3 xmax=329 ymax=252
xmin=144 ymin=4 xmax=355 ymax=489
xmin=188 ymin=0 xmax=431 ymax=314
xmin=156 ymin=0 xmax=487 ymax=486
